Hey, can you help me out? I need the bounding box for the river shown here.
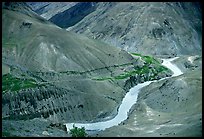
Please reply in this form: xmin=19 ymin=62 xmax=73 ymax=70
xmin=65 ymin=57 xmax=183 ymax=132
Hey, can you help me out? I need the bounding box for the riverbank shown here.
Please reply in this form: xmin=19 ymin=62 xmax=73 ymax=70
xmin=90 ymin=56 xmax=202 ymax=137
xmin=2 ymin=56 xmax=201 ymax=137
xmin=64 ymin=57 xmax=183 ymax=132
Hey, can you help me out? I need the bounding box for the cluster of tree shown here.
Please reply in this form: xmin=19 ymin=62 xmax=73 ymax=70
xmin=69 ymin=124 xmax=88 ymax=137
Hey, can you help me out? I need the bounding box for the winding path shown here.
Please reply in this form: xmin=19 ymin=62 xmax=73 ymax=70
xmin=65 ymin=57 xmax=183 ymax=131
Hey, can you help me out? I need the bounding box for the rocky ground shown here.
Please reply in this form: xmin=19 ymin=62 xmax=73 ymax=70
xmin=2 ymin=55 xmax=201 ymax=137
xmin=89 ymin=55 xmax=202 ymax=137
xmin=2 ymin=118 xmax=69 ymax=137
xmin=67 ymin=2 xmax=202 ymax=57
xmin=29 ymin=2 xmax=202 ymax=57
xmin=2 ymin=2 xmax=202 ymax=137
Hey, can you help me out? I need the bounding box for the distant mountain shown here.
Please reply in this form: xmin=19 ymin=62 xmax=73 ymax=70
xmin=2 ymin=2 xmax=47 ymax=21
xmin=64 ymin=2 xmax=202 ymax=57
xmin=26 ymin=2 xmax=202 ymax=57
xmin=49 ymin=2 xmax=98 ymax=28
xmin=27 ymin=2 xmax=78 ymax=20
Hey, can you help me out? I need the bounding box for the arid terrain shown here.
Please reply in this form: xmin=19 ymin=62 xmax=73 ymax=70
xmin=2 ymin=2 xmax=202 ymax=137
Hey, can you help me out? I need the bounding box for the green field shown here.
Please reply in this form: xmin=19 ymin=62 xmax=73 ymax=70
xmin=2 ymin=73 xmax=40 ymax=94
xmin=131 ymin=53 xmax=160 ymax=65
xmin=93 ymin=53 xmax=169 ymax=81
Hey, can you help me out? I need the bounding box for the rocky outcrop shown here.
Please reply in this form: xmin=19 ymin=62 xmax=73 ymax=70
xmin=171 ymin=55 xmax=202 ymax=73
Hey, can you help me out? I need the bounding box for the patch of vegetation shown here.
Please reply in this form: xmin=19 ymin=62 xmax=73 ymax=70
xmin=2 ymin=41 xmax=17 ymax=48
xmin=10 ymin=127 xmax=16 ymax=131
xmin=131 ymin=52 xmax=160 ymax=64
xmin=2 ymin=73 xmax=41 ymax=94
xmin=93 ymin=53 xmax=170 ymax=81
xmin=131 ymin=53 xmax=142 ymax=57
xmin=155 ymin=64 xmax=169 ymax=72
xmin=59 ymin=70 xmax=82 ymax=74
xmin=58 ymin=63 xmax=133 ymax=76
xmin=114 ymin=70 xmax=139 ymax=80
xmin=25 ymin=129 xmax=30 ymax=132
xmin=69 ymin=124 xmax=88 ymax=137
xmin=21 ymin=74 xmax=26 ymax=77
xmin=92 ymin=77 xmax=113 ymax=81
xmin=2 ymin=131 xmax=13 ymax=137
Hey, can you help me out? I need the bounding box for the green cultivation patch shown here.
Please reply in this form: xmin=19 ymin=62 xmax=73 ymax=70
xmin=114 ymin=70 xmax=138 ymax=80
xmin=131 ymin=53 xmax=160 ymax=64
xmin=92 ymin=77 xmax=113 ymax=81
xmin=2 ymin=73 xmax=41 ymax=93
xmin=93 ymin=53 xmax=170 ymax=81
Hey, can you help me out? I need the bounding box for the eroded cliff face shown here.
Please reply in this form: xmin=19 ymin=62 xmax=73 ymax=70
xmin=2 ymin=84 xmax=118 ymax=123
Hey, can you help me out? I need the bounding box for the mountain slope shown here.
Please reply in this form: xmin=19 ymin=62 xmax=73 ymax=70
xmin=2 ymin=3 xmax=133 ymax=72
xmin=65 ymin=2 xmax=201 ymax=57
xmin=2 ymin=2 xmax=172 ymax=126
xmin=2 ymin=2 xmax=133 ymax=123
xmin=49 ymin=2 xmax=98 ymax=28
xmin=27 ymin=2 xmax=78 ymax=20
